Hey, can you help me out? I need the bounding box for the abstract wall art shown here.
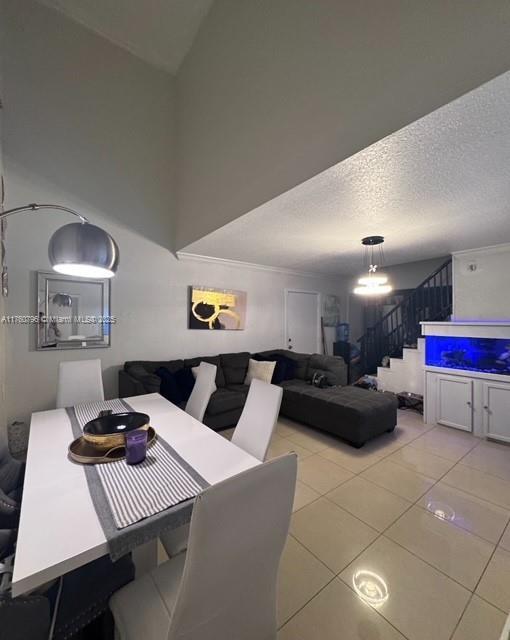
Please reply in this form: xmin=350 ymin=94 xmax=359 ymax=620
xmin=188 ymin=286 xmax=247 ymax=330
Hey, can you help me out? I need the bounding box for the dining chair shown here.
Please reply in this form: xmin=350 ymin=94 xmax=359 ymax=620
xmin=110 ymin=453 xmax=297 ymax=640
xmin=56 ymin=359 xmax=105 ymax=408
xmin=231 ymin=378 xmax=283 ymax=461
xmin=185 ymin=361 xmax=217 ymax=422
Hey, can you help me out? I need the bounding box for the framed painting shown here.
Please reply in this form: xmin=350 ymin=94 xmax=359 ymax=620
xmin=188 ymin=286 xmax=247 ymax=330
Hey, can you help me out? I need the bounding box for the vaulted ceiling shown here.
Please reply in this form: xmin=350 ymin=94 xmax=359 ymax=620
xmin=183 ymin=72 xmax=510 ymax=275
xmin=36 ymin=0 xmax=213 ymax=73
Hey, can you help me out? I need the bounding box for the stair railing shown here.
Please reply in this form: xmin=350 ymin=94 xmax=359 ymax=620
xmin=358 ymin=258 xmax=452 ymax=374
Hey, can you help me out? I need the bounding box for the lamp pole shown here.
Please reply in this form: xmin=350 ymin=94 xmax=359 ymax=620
xmin=0 ymin=203 xmax=90 ymax=297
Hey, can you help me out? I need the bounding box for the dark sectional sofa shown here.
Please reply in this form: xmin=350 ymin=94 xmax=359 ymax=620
xmin=119 ymin=349 xmax=397 ymax=448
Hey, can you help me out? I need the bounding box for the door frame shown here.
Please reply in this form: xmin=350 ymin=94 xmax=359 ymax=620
xmin=283 ymin=289 xmax=321 ymax=354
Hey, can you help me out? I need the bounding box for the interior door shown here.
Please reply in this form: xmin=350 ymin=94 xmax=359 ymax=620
xmin=285 ymin=290 xmax=319 ymax=354
xmin=483 ymin=381 xmax=510 ymax=443
xmin=436 ymin=374 xmax=473 ymax=431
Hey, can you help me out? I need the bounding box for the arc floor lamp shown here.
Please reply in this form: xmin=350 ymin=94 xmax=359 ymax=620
xmin=0 ymin=202 xmax=119 ymax=296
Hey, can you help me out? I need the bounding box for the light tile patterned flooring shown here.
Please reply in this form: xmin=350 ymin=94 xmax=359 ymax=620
xmin=222 ymin=410 xmax=510 ymax=640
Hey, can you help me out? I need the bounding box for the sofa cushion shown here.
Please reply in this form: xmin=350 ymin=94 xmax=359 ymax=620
xmin=125 ymin=360 xmax=183 ymax=376
xmin=257 ymin=350 xmax=310 ymax=380
xmin=124 ymin=364 xmax=162 ymax=393
xmin=220 ymin=352 xmax=250 ymax=385
xmin=225 ymin=384 xmax=250 ymax=394
xmin=155 ymin=367 xmax=183 ymax=405
xmin=279 ymin=379 xmax=309 ymax=390
xmin=206 ymin=389 xmax=247 ymax=416
xmin=308 ymin=354 xmax=347 ymax=386
xmin=176 ymin=367 xmax=196 ymax=401
xmin=184 ymin=356 xmax=225 ymax=388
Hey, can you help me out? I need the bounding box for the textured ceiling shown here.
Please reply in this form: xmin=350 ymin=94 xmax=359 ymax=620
xmin=184 ymin=72 xmax=510 ymax=275
xmin=36 ymin=0 xmax=213 ymax=73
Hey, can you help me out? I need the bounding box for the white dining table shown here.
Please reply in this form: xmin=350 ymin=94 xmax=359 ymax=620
xmin=12 ymin=393 xmax=260 ymax=597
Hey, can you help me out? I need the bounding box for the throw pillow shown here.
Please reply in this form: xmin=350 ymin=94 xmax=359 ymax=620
xmin=191 ymin=365 xmax=217 ymax=394
xmin=244 ymin=358 xmax=276 ymax=385
xmin=276 ymin=354 xmax=298 ymax=380
xmin=253 ymin=353 xmax=298 ymax=383
xmin=155 ymin=367 xmax=183 ymax=405
xmin=252 ymin=353 xmax=287 ymax=384
xmin=176 ymin=367 xmax=196 ymax=401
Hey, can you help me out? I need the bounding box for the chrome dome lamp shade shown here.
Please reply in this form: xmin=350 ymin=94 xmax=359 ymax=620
xmin=0 ymin=204 xmax=119 ymax=292
xmin=49 ymin=222 xmax=119 ymax=278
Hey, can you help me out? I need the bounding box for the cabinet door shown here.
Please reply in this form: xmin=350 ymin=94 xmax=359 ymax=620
xmin=436 ymin=375 xmax=473 ymax=431
xmin=483 ymin=381 xmax=510 ymax=443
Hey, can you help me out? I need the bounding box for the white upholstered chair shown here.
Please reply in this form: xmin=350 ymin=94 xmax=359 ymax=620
xmin=161 ymin=377 xmax=283 ymax=559
xmin=110 ymin=453 xmax=297 ymax=640
xmin=185 ymin=361 xmax=217 ymax=422
xmin=231 ymin=378 xmax=283 ymax=461
xmin=56 ymin=359 xmax=104 ymax=408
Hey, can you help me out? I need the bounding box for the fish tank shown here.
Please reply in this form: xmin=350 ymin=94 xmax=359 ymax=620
xmin=426 ymin=336 xmax=510 ymax=376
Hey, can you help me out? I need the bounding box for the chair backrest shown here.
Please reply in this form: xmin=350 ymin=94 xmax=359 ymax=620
xmin=56 ymin=359 xmax=104 ymax=408
xmin=231 ymin=378 xmax=283 ymax=461
xmin=168 ymin=453 xmax=297 ymax=640
xmin=185 ymin=362 xmax=217 ymax=422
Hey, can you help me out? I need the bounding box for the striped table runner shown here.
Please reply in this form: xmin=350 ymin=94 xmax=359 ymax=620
xmin=71 ymin=399 xmax=208 ymax=530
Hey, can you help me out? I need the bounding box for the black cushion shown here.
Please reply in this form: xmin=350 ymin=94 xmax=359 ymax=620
xmin=155 ymin=367 xmax=182 ymax=405
xmin=257 ymin=349 xmax=310 ymax=380
xmin=125 ymin=360 xmax=183 ymax=376
xmin=124 ymin=364 xmax=161 ymax=393
xmin=184 ymin=355 xmax=225 ymax=388
xmin=206 ymin=389 xmax=247 ymax=416
xmin=220 ymin=352 xmax=250 ymax=385
xmin=176 ymin=367 xmax=196 ymax=401
xmin=225 ymin=384 xmax=250 ymax=394
xmin=155 ymin=366 xmax=196 ymax=404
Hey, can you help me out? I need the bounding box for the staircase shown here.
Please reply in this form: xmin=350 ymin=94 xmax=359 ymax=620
xmin=358 ymin=258 xmax=453 ymax=391
xmin=377 ymin=338 xmax=425 ymax=394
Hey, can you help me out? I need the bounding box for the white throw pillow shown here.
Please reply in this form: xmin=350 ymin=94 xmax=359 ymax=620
xmin=244 ymin=359 xmax=276 ymax=385
xmin=191 ymin=365 xmax=217 ymax=393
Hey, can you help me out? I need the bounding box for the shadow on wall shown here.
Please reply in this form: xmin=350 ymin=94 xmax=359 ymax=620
xmin=0 ymin=0 xmax=175 ymax=250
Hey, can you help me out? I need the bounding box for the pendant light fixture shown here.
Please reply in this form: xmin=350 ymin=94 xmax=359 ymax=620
xmin=353 ymin=236 xmax=392 ymax=296
xmin=0 ymin=203 xmax=119 ymax=296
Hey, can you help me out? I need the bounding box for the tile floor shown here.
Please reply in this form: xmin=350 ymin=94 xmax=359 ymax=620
xmin=222 ymin=409 xmax=510 ymax=639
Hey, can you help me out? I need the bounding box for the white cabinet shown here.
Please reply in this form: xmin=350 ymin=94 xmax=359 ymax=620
xmin=482 ymin=381 xmax=510 ymax=443
xmin=436 ymin=375 xmax=473 ymax=432
xmin=425 ymin=370 xmax=510 ymax=441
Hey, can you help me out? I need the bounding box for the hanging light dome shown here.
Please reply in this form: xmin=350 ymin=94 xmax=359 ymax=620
xmin=48 ymin=222 xmax=119 ymax=278
xmin=353 ymin=236 xmax=393 ymax=296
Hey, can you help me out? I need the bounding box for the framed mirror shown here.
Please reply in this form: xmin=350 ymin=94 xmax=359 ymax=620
xmin=36 ymin=271 xmax=112 ymax=350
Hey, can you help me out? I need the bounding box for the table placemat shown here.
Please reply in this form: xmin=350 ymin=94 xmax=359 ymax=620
xmin=67 ymin=398 xmax=209 ymax=560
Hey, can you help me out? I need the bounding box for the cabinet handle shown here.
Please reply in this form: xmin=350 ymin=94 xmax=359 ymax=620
xmin=483 ymin=405 xmax=489 ymax=410
xmin=467 ymin=401 xmax=471 ymax=406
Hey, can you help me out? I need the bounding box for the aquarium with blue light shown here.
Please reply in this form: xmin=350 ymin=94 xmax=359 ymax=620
xmin=425 ymin=336 xmax=510 ymax=376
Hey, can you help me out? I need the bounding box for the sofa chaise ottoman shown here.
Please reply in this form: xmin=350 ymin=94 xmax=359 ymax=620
xmin=279 ymin=380 xmax=397 ymax=447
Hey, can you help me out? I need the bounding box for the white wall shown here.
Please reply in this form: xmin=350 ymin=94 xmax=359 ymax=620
xmin=453 ymin=244 xmax=510 ymax=320
xmin=176 ymin=0 xmax=510 ymax=248
xmin=0 ymin=0 xmax=175 ymax=250
xmin=0 ymin=0 xmax=348 ymax=432
xmin=382 ymin=257 xmax=449 ymax=291
xmin=3 ymin=160 xmax=347 ymax=426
